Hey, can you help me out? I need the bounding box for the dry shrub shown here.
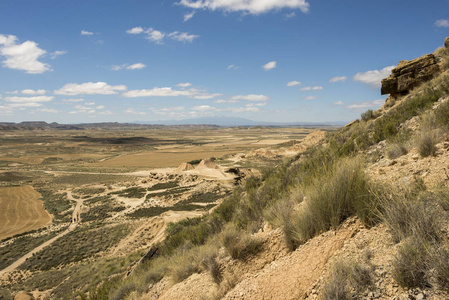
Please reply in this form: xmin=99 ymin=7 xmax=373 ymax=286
xmin=380 ymin=190 xmax=442 ymax=243
xmin=320 ymin=259 xmax=373 ymax=300
xmin=264 ymin=198 xmax=299 ymax=250
xmin=292 ymin=158 xmax=379 ymax=246
xmin=220 ymin=226 xmax=262 ymax=260
xmin=428 ymin=245 xmax=449 ymax=291
xmin=392 ymin=238 xmax=428 ymax=288
xmin=387 ymin=142 xmax=408 ymax=159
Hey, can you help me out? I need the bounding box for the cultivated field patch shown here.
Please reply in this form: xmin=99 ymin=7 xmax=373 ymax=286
xmin=0 ymin=186 xmax=51 ymax=240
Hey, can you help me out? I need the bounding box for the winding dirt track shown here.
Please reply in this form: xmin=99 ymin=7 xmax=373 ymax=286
xmin=0 ymin=186 xmax=51 ymax=241
xmin=0 ymin=190 xmax=84 ymax=277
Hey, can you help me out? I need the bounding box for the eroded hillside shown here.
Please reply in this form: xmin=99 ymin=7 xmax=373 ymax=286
xmin=87 ymin=37 xmax=449 ymax=300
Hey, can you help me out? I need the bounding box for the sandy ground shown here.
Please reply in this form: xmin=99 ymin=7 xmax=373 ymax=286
xmin=0 ymin=186 xmax=51 ymax=240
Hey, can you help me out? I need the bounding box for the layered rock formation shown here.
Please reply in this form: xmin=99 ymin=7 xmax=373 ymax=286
xmin=381 ymin=53 xmax=440 ymax=96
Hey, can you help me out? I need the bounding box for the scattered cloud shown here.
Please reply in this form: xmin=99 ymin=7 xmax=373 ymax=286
xmin=192 ymin=105 xmax=216 ymax=111
xmin=21 ymin=89 xmax=46 ymax=95
xmin=177 ymin=0 xmax=310 ymax=15
xmin=50 ymin=50 xmax=67 ymax=59
xmin=81 ymin=30 xmax=94 ymax=35
xmin=126 ymin=27 xmax=198 ymax=44
xmin=0 ymin=34 xmax=51 ymax=74
xmin=215 ymin=99 xmax=238 ymax=104
xmin=353 ymin=66 xmax=394 ymax=88
xmin=184 ymin=11 xmax=196 ymax=21
xmin=285 ymin=12 xmax=296 ymax=18
xmin=329 ymin=76 xmax=347 ymax=83
xmin=6 ymin=90 xmax=18 ymax=94
xmin=300 ymin=86 xmax=323 ymax=91
xmin=302 ymin=96 xmax=317 ymax=100
xmin=111 ymin=64 xmax=127 ymax=71
xmin=168 ymin=31 xmax=199 ymax=42
xmin=435 ymin=19 xmax=449 ymax=27
xmin=99 ymin=110 xmax=114 ymax=115
xmin=126 ymin=27 xmax=144 ymax=34
xmin=4 ymin=95 xmax=53 ymax=103
xmin=286 ymin=81 xmax=301 ymax=87
xmin=127 ymin=63 xmax=146 ymax=70
xmin=96 ymin=105 xmax=105 ymax=109
xmin=112 ymin=63 xmax=146 ymax=71
xmin=125 ymin=108 xmax=146 ymax=115
xmin=62 ymin=98 xmax=84 ymax=103
xmin=123 ymin=86 xmax=221 ymax=99
xmin=55 ymin=82 xmax=127 ymax=95
xmin=262 ymin=61 xmax=276 ymax=71
xmin=227 ymin=64 xmax=239 ymax=70
xmin=347 ymin=99 xmax=384 ymax=109
xmin=333 ymin=100 xmax=344 ymax=105
xmin=230 ymin=94 xmax=270 ymax=101
xmin=177 ymin=82 xmax=192 ymax=88
xmin=123 ymin=87 xmax=193 ymax=98
xmin=37 ymin=108 xmax=58 ymax=113
xmin=2 ymin=95 xmax=54 ymax=108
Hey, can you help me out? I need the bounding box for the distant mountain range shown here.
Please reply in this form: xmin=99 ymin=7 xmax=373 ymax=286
xmin=0 ymin=117 xmax=346 ymax=130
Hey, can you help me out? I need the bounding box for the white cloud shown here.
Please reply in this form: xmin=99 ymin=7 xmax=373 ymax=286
xmin=113 ymin=63 xmax=146 ymax=71
xmin=85 ymin=102 xmax=95 ymax=106
xmin=21 ymin=89 xmax=46 ymax=95
xmin=81 ymin=30 xmax=94 ymax=35
xmin=177 ymin=82 xmax=192 ymax=88
xmin=300 ymin=86 xmax=323 ymax=91
xmin=126 ymin=63 xmax=146 ymax=70
xmin=127 ymin=27 xmax=199 ymax=44
xmin=353 ymin=66 xmax=395 ymax=88
xmin=177 ymin=0 xmax=310 ymax=14
xmin=96 ymin=105 xmax=105 ymax=109
xmin=145 ymin=28 xmax=166 ymax=44
xmin=123 ymin=87 xmax=192 ymax=98
xmin=111 ymin=64 xmax=127 ymax=71
xmin=125 ymin=108 xmax=146 ymax=115
xmin=123 ymin=86 xmax=221 ymax=99
xmin=8 ymin=102 xmax=43 ymax=108
xmin=50 ymin=50 xmax=67 ymax=59
xmin=0 ymin=34 xmax=51 ymax=74
xmin=62 ymin=98 xmax=84 ymax=103
xmin=4 ymin=96 xmax=53 ymax=103
xmin=168 ymin=31 xmax=199 ymax=42
xmin=184 ymin=11 xmax=196 ymax=21
xmin=286 ymin=81 xmax=301 ymax=87
xmin=347 ymin=99 xmax=385 ymax=109
xmin=262 ymin=61 xmax=276 ymax=71
xmin=329 ymin=76 xmax=347 ymax=83
xmin=302 ymin=96 xmax=317 ymax=100
xmin=55 ymin=82 xmax=127 ymax=95
xmin=435 ymin=19 xmax=449 ymax=27
xmin=333 ymin=100 xmax=344 ymax=105
xmin=126 ymin=27 xmax=144 ymax=34
xmin=285 ymin=12 xmax=296 ymax=18
xmin=6 ymin=90 xmax=18 ymax=94
xmin=192 ymin=105 xmax=217 ymax=111
xmin=231 ymin=94 xmax=270 ymax=101
xmin=99 ymin=110 xmax=114 ymax=115
xmin=215 ymin=99 xmax=238 ymax=104
xmin=227 ymin=64 xmax=240 ymax=70
xmin=37 ymin=108 xmax=58 ymax=113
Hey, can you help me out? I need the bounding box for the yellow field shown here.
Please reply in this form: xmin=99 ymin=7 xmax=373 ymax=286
xmin=0 ymin=186 xmax=51 ymax=240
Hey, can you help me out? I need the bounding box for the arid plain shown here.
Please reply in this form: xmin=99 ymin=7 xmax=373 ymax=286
xmin=0 ymin=125 xmax=328 ymax=298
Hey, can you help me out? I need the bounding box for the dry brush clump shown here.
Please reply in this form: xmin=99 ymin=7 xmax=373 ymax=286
xmin=320 ymin=259 xmax=374 ymax=300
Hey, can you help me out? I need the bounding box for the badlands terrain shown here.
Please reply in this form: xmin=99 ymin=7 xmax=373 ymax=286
xmin=0 ymin=125 xmax=328 ymax=299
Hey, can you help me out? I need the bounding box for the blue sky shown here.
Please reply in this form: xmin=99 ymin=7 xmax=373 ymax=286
xmin=1 ymin=0 xmax=449 ymax=124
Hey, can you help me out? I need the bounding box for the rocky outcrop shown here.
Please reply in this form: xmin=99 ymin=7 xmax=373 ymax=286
xmin=381 ymin=54 xmax=440 ymax=95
